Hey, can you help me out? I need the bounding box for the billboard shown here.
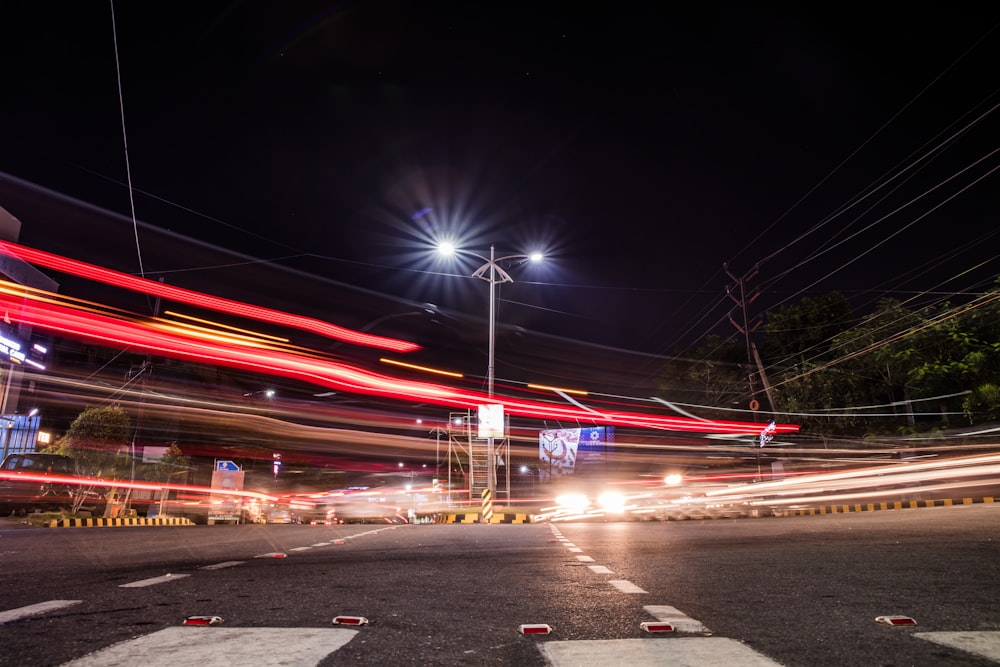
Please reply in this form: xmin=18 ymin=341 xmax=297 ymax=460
xmin=538 ymin=426 xmax=614 ymax=480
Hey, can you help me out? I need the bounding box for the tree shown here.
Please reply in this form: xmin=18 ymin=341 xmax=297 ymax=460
xmin=657 ymin=336 xmax=749 ymax=419
xmin=762 ymin=292 xmax=854 ymax=367
xmin=44 ymin=405 xmax=131 ymax=515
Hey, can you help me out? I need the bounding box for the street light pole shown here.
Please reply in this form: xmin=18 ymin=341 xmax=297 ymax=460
xmin=487 ymin=243 xmax=496 ymax=400
xmin=437 ymin=242 xmax=542 ymax=507
xmin=486 ymin=244 xmax=498 ymax=502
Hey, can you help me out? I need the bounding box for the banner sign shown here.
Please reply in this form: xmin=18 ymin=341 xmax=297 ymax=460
xmin=538 ymin=426 xmax=614 ymax=480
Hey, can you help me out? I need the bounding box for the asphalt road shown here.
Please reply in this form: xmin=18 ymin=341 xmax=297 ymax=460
xmin=1 ymin=505 xmax=999 ymax=666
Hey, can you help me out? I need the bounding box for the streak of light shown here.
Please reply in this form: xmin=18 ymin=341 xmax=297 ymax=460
xmin=0 ymin=471 xmax=279 ymax=502
xmin=0 ymin=239 xmax=420 ymax=353
xmin=379 ymin=357 xmax=464 ymax=378
xmin=3 ymin=291 xmax=801 ymax=435
xmin=527 ymin=384 xmax=589 ymax=396
xmin=162 ymin=310 xmax=291 ymax=342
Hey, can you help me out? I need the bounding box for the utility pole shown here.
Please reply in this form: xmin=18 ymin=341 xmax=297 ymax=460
xmin=724 ymin=263 xmax=763 ymax=415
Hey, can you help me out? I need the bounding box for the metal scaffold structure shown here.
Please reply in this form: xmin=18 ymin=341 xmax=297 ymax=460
xmin=444 ymin=410 xmax=510 ymax=508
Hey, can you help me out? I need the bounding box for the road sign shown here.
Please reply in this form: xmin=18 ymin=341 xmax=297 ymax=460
xmin=216 ymin=460 xmax=239 ymax=472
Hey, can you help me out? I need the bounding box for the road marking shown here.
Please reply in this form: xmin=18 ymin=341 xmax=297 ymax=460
xmin=915 ymin=631 xmax=1000 ymax=661
xmin=644 ymin=605 xmax=712 ymax=633
xmin=539 ymin=637 xmax=782 ymax=666
xmin=120 ymin=574 xmax=191 ymax=588
xmin=290 ymin=546 xmax=312 ymax=551
xmin=588 ymin=565 xmax=614 ymax=574
xmin=311 ymin=542 xmax=330 ymax=547
xmin=609 ymin=580 xmax=646 ymax=594
xmin=0 ymin=600 xmax=82 ymax=623
xmin=567 ymin=547 xmax=583 ymax=553
xmin=200 ymin=561 xmax=244 ymax=570
xmin=575 ymin=555 xmax=595 ymax=563
xmin=63 ymin=627 xmax=358 ymax=666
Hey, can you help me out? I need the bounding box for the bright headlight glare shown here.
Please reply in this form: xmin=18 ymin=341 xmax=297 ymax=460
xmin=597 ymin=491 xmax=626 ymax=512
xmin=555 ymin=493 xmax=590 ymax=512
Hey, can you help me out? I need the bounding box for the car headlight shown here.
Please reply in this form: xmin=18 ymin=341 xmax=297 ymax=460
xmin=597 ymin=491 xmax=627 ymax=512
xmin=555 ymin=493 xmax=590 ymax=512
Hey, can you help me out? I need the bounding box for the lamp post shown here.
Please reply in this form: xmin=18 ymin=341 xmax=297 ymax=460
xmin=437 ymin=242 xmax=542 ymax=503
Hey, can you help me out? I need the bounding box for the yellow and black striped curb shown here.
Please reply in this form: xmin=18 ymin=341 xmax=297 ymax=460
xmin=435 ymin=512 xmax=532 ymax=524
xmin=47 ymin=516 xmax=195 ymax=528
xmin=774 ymin=495 xmax=995 ymax=517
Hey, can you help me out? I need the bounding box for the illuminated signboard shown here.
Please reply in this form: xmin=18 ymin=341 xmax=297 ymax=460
xmin=0 ymin=333 xmax=26 ymax=364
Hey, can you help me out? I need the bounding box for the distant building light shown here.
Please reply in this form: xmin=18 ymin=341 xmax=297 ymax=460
xmin=37 ymin=431 xmax=51 ymax=444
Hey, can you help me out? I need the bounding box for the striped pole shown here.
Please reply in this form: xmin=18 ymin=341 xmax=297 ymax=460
xmin=481 ymin=487 xmax=493 ymax=523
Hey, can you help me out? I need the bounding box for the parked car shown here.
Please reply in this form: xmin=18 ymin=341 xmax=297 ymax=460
xmin=0 ymin=452 xmax=78 ymax=514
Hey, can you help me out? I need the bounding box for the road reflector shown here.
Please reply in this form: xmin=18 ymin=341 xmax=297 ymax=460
xmin=518 ymin=624 xmax=552 ymax=635
xmin=255 ymin=552 xmax=288 ymax=558
xmin=183 ymin=616 xmax=223 ymax=626
xmin=640 ymin=621 xmax=675 ymax=633
xmin=333 ymin=539 xmax=345 ymax=545
xmin=875 ymin=615 xmax=917 ymax=626
xmin=332 ymin=615 xmax=369 ymax=626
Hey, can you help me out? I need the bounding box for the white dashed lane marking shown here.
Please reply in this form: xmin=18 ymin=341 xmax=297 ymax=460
xmin=915 ymin=631 xmax=1000 ymax=661
xmin=199 ymin=561 xmax=244 ymax=570
xmin=540 ymin=637 xmax=782 ymax=666
xmin=119 ymin=574 xmax=191 ymax=588
xmin=644 ymin=605 xmax=711 ymax=634
xmin=0 ymin=600 xmax=82 ymax=623
xmin=62 ymin=627 xmax=359 ymax=667
xmin=608 ymin=580 xmax=647 ymax=594
xmin=588 ymin=565 xmax=614 ymax=574
xmin=575 ymin=555 xmax=595 ymax=563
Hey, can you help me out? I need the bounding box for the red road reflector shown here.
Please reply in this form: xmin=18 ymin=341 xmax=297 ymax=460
xmin=875 ymin=615 xmax=917 ymax=626
xmin=333 ymin=539 xmax=345 ymax=545
xmin=332 ymin=615 xmax=369 ymax=626
xmin=183 ymin=616 xmax=223 ymax=626
xmin=518 ymin=624 xmax=553 ymax=635
xmin=255 ymin=552 xmax=288 ymax=559
xmin=640 ymin=621 xmax=675 ymax=633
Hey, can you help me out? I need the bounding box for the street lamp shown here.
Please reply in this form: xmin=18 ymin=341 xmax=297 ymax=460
xmin=436 ymin=242 xmax=543 ymax=503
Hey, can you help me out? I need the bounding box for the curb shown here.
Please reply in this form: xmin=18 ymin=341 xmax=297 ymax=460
xmin=435 ymin=512 xmax=532 ymax=524
xmin=47 ymin=516 xmax=195 ymax=528
xmin=773 ymin=495 xmax=995 ymax=517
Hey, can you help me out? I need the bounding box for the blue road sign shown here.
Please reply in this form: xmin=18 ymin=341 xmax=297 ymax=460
xmin=216 ymin=460 xmax=239 ymax=472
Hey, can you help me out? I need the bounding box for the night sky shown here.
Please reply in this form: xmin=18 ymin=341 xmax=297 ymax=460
xmin=2 ymin=2 xmax=999 ymax=364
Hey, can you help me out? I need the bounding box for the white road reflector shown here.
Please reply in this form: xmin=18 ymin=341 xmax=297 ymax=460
xmin=519 ymin=624 xmax=553 ymax=635
xmin=876 ymin=615 xmax=917 ymax=626
xmin=640 ymin=621 xmax=674 ymax=633
xmin=332 ymin=615 xmax=369 ymax=626
xmin=183 ymin=616 xmax=223 ymax=626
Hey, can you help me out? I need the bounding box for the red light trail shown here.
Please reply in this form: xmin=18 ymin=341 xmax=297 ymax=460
xmin=0 ymin=243 xmax=800 ymax=435
xmin=0 ymin=239 xmax=420 ymax=353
